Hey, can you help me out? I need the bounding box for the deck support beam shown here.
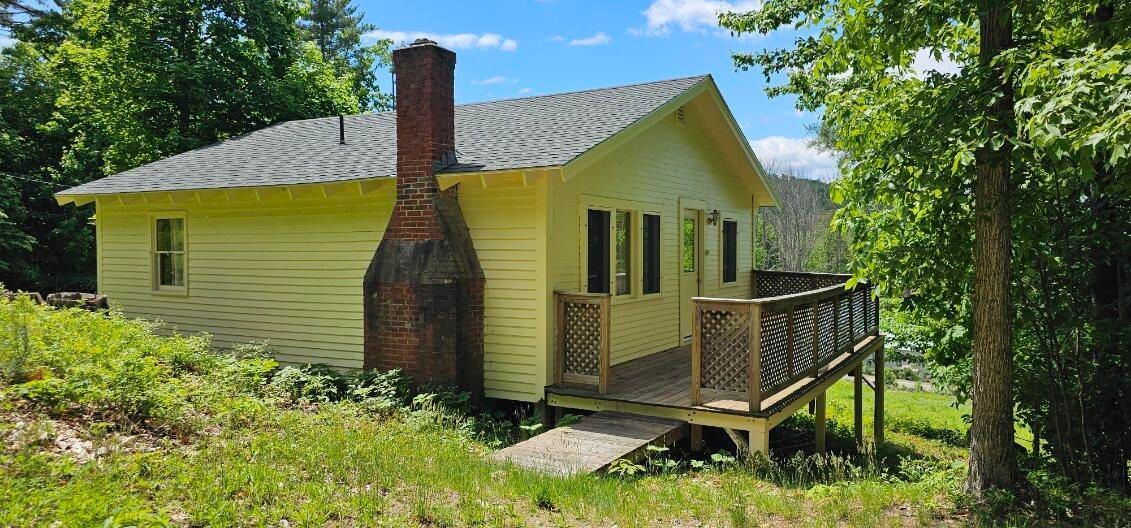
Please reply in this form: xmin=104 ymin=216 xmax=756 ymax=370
xmin=874 ymin=345 xmax=885 ymax=445
xmin=853 ymin=365 xmax=863 ymax=448
xmin=723 ymin=428 xmax=748 ymax=455
xmin=690 ymin=424 xmax=703 ymax=452
xmin=814 ymin=391 xmax=827 ymax=454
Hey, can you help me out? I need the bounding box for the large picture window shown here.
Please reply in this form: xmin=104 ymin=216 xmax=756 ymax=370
xmin=585 ymin=201 xmax=663 ymax=299
xmin=722 ymin=219 xmax=738 ymax=284
xmin=642 ymin=214 xmax=661 ymax=294
xmin=153 ymin=215 xmax=186 ymax=290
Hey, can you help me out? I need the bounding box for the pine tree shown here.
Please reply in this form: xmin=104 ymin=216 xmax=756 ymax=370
xmin=299 ymin=0 xmax=391 ymax=112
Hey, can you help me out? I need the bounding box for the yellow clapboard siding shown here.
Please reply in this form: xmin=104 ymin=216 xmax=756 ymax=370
xmin=551 ymin=97 xmax=760 ymax=366
xmin=459 ymin=185 xmax=542 ymax=401
xmin=97 ymin=181 xmax=546 ymax=402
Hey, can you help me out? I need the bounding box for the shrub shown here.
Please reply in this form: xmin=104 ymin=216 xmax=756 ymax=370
xmin=0 ymin=295 xmax=277 ymax=436
xmin=267 ymin=364 xmax=350 ymax=404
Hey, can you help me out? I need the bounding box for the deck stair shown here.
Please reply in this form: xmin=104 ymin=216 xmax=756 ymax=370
xmin=490 ymin=411 xmax=686 ymax=475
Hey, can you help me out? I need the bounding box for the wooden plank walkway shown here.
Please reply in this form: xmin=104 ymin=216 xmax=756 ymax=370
xmin=489 ymin=411 xmax=686 ymax=475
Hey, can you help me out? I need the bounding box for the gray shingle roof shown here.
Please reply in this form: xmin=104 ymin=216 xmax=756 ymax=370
xmin=59 ymin=75 xmax=708 ymax=196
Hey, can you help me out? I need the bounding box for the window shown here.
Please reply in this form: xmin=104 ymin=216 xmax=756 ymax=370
xmin=154 ymin=216 xmax=186 ymax=290
xmin=722 ymin=219 xmax=738 ymax=284
xmin=587 ymin=209 xmax=610 ymax=294
xmin=642 ymin=214 xmax=661 ymax=294
xmin=682 ymin=217 xmax=696 ymax=272
xmin=615 ymin=210 xmax=632 ymax=295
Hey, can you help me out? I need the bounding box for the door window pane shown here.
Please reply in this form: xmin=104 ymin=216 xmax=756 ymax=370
xmin=615 ymin=210 xmax=632 ymax=295
xmin=643 ymin=214 xmax=661 ymax=294
xmin=682 ymin=216 xmax=696 ymax=272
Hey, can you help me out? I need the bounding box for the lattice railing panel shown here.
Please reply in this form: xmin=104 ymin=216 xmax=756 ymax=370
xmin=693 ymin=270 xmax=881 ymax=411
xmin=562 ymin=302 xmax=602 ymax=376
xmin=758 ymin=308 xmax=791 ymax=393
xmin=792 ymin=305 xmax=816 ymax=376
xmin=754 ymin=270 xmax=848 ymax=298
xmin=836 ymin=295 xmax=852 ymax=353
xmin=851 ymin=287 xmax=867 ymax=340
xmin=699 ymin=308 xmax=751 ymax=392
xmin=816 ymin=298 xmax=838 ymax=365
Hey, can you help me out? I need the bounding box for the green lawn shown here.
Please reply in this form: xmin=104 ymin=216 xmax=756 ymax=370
xmin=1 ymin=297 xmax=1125 ymax=527
xmin=2 ymin=405 xmax=962 ymax=527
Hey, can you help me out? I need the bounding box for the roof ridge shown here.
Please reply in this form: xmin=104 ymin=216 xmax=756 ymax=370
xmin=280 ymin=75 xmax=711 ymax=124
xmin=454 ymin=74 xmax=710 ymax=108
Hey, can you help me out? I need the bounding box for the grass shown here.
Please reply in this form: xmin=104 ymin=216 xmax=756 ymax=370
xmin=2 ymin=406 xmax=960 ymax=527
xmin=1 ymin=295 xmax=1127 ymax=527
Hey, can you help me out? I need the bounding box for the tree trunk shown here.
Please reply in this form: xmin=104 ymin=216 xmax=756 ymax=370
xmin=966 ymin=0 xmax=1017 ymax=497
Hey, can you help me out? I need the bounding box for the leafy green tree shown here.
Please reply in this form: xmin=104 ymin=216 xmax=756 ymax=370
xmin=300 ymin=0 xmax=392 ymax=111
xmin=721 ymin=0 xmax=1129 ymax=494
xmin=1 ymin=0 xmax=369 ymax=292
xmin=1 ymin=25 xmax=93 ymax=292
xmin=52 ymin=0 xmax=358 ymax=176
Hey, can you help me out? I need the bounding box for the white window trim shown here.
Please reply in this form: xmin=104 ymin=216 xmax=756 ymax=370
xmin=150 ymin=211 xmax=188 ymax=295
xmin=579 ymin=195 xmax=666 ymax=305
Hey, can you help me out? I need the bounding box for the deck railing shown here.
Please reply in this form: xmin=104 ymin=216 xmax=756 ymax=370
xmin=691 ymin=270 xmax=879 ymax=412
xmin=554 ymin=291 xmax=611 ymax=394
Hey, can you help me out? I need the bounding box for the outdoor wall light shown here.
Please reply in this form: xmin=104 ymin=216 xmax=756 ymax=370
xmin=707 ymin=209 xmax=721 ymax=225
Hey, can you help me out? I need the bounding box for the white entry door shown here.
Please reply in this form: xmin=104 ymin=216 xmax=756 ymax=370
xmin=679 ymin=208 xmax=702 ymax=341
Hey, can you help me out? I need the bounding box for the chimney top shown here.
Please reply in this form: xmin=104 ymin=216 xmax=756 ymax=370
xmin=409 ymin=38 xmax=438 ymax=47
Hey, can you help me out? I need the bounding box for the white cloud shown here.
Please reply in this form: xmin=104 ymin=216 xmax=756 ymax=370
xmin=472 ymin=75 xmax=511 ymax=86
xmin=548 ymin=35 xmax=566 ymax=42
xmin=569 ymin=32 xmax=611 ymax=46
xmin=634 ymin=0 xmax=761 ymax=36
xmin=365 ymin=30 xmax=518 ymax=51
xmin=518 ymin=88 xmax=533 ymax=95
xmin=749 ymin=136 xmax=839 ymax=180
xmin=0 ymin=36 xmax=16 ymax=48
xmin=910 ymin=48 xmax=962 ymax=77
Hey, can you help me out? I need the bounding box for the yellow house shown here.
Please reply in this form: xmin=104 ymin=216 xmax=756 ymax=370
xmin=58 ymin=40 xmax=883 ymax=456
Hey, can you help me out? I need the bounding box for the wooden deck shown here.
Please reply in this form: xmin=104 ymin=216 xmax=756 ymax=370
xmin=547 ymin=335 xmax=884 ymax=454
xmin=549 ymin=336 xmax=880 ymax=419
xmin=549 ymin=271 xmax=886 ymax=455
xmin=490 ymin=411 xmax=686 ymax=475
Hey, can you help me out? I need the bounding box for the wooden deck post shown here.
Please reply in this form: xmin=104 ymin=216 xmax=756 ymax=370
xmin=554 ymin=293 xmax=564 ymax=385
xmin=748 ymin=303 xmax=763 ymax=413
xmin=874 ymin=345 xmax=885 ymax=445
xmin=598 ymin=294 xmax=611 ymax=395
xmin=691 ymin=300 xmax=702 ymax=405
xmin=749 ymin=426 xmax=769 ymax=456
xmin=690 ymin=424 xmax=703 ymax=452
xmin=853 ymin=364 xmax=863 ymax=448
xmin=814 ymin=391 xmax=827 ymax=454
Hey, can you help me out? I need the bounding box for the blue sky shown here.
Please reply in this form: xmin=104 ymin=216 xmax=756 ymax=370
xmin=358 ymin=0 xmax=840 ymax=179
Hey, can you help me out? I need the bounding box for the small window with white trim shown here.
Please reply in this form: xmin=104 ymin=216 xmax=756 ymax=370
xmin=153 ymin=215 xmax=186 ymax=290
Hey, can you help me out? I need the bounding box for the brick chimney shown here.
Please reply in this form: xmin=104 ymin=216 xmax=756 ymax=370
xmin=363 ymin=39 xmax=485 ymax=395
